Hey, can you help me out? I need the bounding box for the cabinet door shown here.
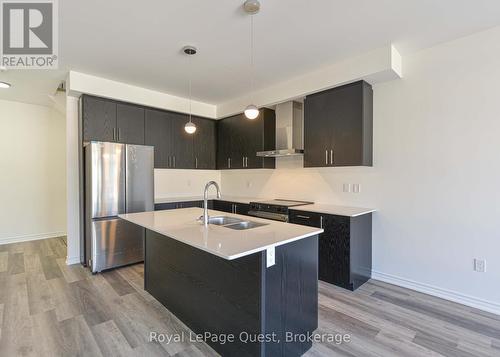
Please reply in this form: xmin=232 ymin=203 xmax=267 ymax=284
xmin=234 ymin=203 xmax=250 ymax=215
xmin=212 ymin=200 xmax=233 ymax=213
xmin=330 ymin=83 xmax=363 ymax=166
xmin=155 ymin=203 xmax=177 ymax=211
xmin=82 ymin=96 xmax=117 ymax=142
xmin=217 ymin=119 xmax=232 ymax=169
xmin=228 ymin=115 xmax=244 ymax=169
xmin=193 ymin=117 xmax=216 ymax=169
xmin=170 ymin=113 xmax=194 ymax=169
xmin=321 ymin=215 xmax=351 ymax=288
xmin=243 ymin=113 xmax=264 ymax=169
xmin=116 ymin=103 xmax=145 ymax=144
xmin=303 ymin=92 xmax=333 ymax=168
xmin=145 ymin=109 xmax=171 ymax=168
xmin=288 ymin=210 xmax=322 ymax=228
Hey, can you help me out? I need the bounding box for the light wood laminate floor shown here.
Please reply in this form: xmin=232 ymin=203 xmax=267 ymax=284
xmin=0 ymin=237 xmax=499 ymax=356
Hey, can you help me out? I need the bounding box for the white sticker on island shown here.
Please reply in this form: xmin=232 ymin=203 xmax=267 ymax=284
xmin=266 ymin=247 xmax=275 ymax=268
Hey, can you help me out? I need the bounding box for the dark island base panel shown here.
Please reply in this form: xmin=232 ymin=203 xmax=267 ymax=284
xmin=145 ymin=229 xmax=319 ymax=357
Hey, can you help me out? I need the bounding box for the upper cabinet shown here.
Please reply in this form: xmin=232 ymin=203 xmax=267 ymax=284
xmin=116 ymin=103 xmax=145 ymax=145
xmin=304 ymin=81 xmax=373 ymax=167
xmin=82 ymin=95 xmax=145 ymax=145
xmin=82 ymin=95 xmax=117 ymax=142
xmin=81 ymin=94 xmax=269 ymax=171
xmin=217 ymin=108 xmax=276 ymax=170
xmin=144 ymin=109 xmax=216 ymax=170
xmin=192 ymin=116 xmax=217 ymax=169
xmin=144 ymin=109 xmax=173 ymax=168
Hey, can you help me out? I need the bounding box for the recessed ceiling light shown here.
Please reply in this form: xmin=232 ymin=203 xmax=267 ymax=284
xmin=0 ymin=81 xmax=11 ymax=89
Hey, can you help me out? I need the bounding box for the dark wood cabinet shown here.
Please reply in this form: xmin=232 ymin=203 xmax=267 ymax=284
xmin=212 ymin=200 xmax=233 ymax=213
xmin=145 ymin=109 xmax=172 ymax=168
xmin=217 ymin=109 xmax=276 ymax=170
xmin=289 ymin=209 xmax=372 ymax=291
xmin=145 ymin=110 xmax=217 ymax=170
xmin=155 ymin=200 xmax=212 ymax=211
xmin=82 ymin=96 xmax=145 ymax=145
xmin=192 ymin=117 xmax=216 ymax=169
xmin=82 ymin=95 xmax=276 ymax=171
xmin=304 ymin=80 xmax=373 ymax=167
xmin=169 ymin=112 xmax=195 ymax=169
xmin=116 ymin=103 xmax=145 ymax=144
xmin=212 ymin=200 xmax=250 ymax=215
xmin=82 ymin=96 xmax=117 ymax=142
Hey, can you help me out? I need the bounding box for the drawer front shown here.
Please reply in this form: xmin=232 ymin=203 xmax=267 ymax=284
xmin=288 ymin=210 xmax=322 ymax=228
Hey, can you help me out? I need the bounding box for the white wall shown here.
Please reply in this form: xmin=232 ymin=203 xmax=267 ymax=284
xmin=68 ymin=71 xmax=217 ymax=118
xmin=221 ymin=26 xmax=500 ymax=314
xmin=155 ymin=169 xmax=220 ymax=199
xmin=65 ymin=95 xmax=80 ymax=264
xmin=0 ymin=99 xmax=66 ymax=244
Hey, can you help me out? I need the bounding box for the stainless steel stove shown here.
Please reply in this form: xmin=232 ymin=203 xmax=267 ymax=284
xmin=248 ymin=199 xmax=313 ymax=222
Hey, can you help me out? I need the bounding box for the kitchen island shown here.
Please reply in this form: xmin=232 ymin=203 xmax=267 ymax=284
xmin=120 ymin=208 xmax=323 ymax=357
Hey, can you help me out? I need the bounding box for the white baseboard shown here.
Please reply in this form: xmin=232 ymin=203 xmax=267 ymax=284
xmin=371 ymin=270 xmax=500 ymax=316
xmin=0 ymin=231 xmax=66 ymax=245
xmin=66 ymin=255 xmax=81 ymax=265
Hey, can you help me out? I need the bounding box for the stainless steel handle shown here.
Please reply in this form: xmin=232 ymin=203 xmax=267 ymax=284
xmin=243 ymin=157 xmax=245 ymax=167
xmin=245 ymin=157 xmax=248 ymax=167
xmin=169 ymin=156 xmax=171 ymax=168
xmin=330 ymin=149 xmax=334 ymax=165
xmin=325 ymin=150 xmax=328 ymax=165
xmin=296 ymin=215 xmax=311 ymax=219
xmin=118 ymin=128 xmax=121 ymax=141
xmin=113 ymin=128 xmax=116 ymax=141
xmin=228 ymin=158 xmax=231 ymax=168
xmin=195 ymin=157 xmax=198 ymax=169
xmin=320 ymin=216 xmax=324 ymax=229
xmin=173 ymin=156 xmax=176 ymax=168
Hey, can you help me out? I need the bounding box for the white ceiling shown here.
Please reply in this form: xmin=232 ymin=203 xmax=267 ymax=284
xmin=2 ymin=0 xmax=500 ymax=106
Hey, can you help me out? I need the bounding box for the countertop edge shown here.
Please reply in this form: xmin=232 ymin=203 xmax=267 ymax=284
xmin=119 ymin=211 xmax=324 ymax=261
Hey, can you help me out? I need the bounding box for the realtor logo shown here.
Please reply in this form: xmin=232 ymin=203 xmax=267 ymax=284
xmin=1 ymin=0 xmax=58 ymax=68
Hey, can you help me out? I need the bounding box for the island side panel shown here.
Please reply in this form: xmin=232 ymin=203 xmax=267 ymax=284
xmin=264 ymin=235 xmax=319 ymax=357
xmin=350 ymin=213 xmax=372 ymax=290
xmin=144 ymin=229 xmax=264 ymax=356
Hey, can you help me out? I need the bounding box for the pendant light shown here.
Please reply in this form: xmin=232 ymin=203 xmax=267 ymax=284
xmin=243 ymin=0 xmax=260 ymax=120
xmin=183 ymin=45 xmax=197 ymax=134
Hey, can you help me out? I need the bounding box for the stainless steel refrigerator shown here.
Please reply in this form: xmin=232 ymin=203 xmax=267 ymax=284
xmin=84 ymin=142 xmax=154 ymax=273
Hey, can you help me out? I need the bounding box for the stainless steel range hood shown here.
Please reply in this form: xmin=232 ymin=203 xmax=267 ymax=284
xmin=257 ymin=101 xmax=304 ymax=157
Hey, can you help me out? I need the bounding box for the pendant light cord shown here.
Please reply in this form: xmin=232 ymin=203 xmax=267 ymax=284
xmin=188 ymin=52 xmax=193 ymax=123
xmin=250 ymin=14 xmax=255 ymax=103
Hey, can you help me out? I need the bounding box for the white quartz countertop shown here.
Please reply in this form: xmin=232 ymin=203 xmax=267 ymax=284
xmin=119 ymin=208 xmax=323 ymax=260
xmin=293 ymin=204 xmax=376 ymax=217
xmin=155 ymin=195 xmax=263 ymax=204
xmin=155 ymin=196 xmax=375 ymax=217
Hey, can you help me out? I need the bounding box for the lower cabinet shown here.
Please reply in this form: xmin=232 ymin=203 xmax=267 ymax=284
xmin=212 ymin=200 xmax=250 ymax=215
xmin=155 ymin=200 xmax=213 ymax=211
xmin=289 ymin=209 xmax=372 ymax=291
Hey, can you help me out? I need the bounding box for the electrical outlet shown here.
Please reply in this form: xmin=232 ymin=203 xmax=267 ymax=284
xmin=474 ymin=259 xmax=486 ymax=272
xmin=353 ymin=184 xmax=361 ymax=193
xmin=343 ymin=183 xmax=351 ymax=193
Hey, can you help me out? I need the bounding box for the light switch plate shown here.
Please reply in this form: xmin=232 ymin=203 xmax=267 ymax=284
xmin=266 ymin=247 xmax=275 ymax=267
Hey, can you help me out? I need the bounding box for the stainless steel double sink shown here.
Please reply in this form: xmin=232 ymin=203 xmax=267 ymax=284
xmin=207 ymin=216 xmax=268 ymax=230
